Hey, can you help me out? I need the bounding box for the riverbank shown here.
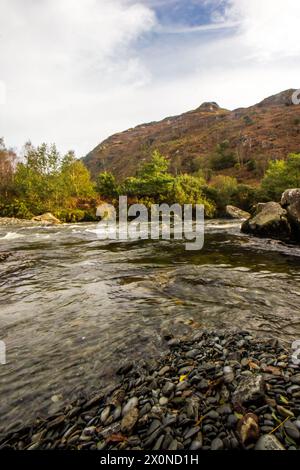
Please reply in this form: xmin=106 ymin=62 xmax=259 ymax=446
xmin=0 ymin=214 xmax=61 ymax=226
xmin=1 ymin=329 xmax=299 ymax=451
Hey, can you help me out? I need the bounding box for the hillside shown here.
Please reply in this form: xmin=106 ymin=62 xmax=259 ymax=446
xmin=84 ymin=89 xmax=300 ymax=182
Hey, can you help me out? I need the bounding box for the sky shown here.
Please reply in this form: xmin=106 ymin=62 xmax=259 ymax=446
xmin=0 ymin=0 xmax=300 ymax=156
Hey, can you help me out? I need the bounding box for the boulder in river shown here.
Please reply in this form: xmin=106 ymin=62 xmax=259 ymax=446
xmin=226 ymin=205 xmax=250 ymax=220
xmin=31 ymin=212 xmax=61 ymax=225
xmin=281 ymin=188 xmax=300 ymax=239
xmin=241 ymin=202 xmax=291 ymax=241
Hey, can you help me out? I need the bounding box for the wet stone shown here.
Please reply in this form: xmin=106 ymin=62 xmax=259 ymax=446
xmin=211 ymin=438 xmax=224 ymax=451
xmin=122 ymin=397 xmax=139 ymax=416
xmin=162 ymin=382 xmax=175 ymax=396
xmin=284 ymin=421 xmax=300 ymax=441
xmin=232 ymin=375 xmax=265 ymax=405
xmin=255 ymin=435 xmax=285 ymax=450
xmin=158 ymin=366 xmax=171 ymax=376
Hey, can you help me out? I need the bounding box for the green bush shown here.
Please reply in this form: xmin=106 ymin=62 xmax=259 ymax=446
xmin=262 ymin=153 xmax=300 ymax=200
xmin=0 ymin=199 xmax=33 ymax=219
xmin=96 ymin=171 xmax=119 ymax=199
xmin=209 ymin=141 xmax=236 ymax=171
xmin=231 ymin=184 xmax=262 ymax=212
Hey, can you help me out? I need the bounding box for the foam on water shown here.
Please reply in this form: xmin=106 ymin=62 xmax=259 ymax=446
xmin=0 ymin=232 xmax=25 ymax=241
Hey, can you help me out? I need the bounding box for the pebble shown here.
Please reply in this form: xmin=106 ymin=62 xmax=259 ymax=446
xmin=186 ymin=349 xmax=200 ymax=358
xmin=284 ymin=420 xmax=300 ymax=441
xmin=205 ymin=410 xmax=219 ymax=420
xmin=2 ymin=329 xmax=299 ymax=452
xmin=232 ymin=375 xmax=265 ymax=405
xmin=162 ymin=382 xmax=175 ymax=396
xmin=158 ymin=366 xmax=171 ymax=376
xmin=211 ymin=437 xmax=224 ymax=450
xmin=122 ymin=397 xmax=138 ymax=416
xmin=291 ymin=374 xmax=300 ymax=385
xmin=159 ymin=397 xmax=168 ymax=406
xmin=223 ymin=366 xmax=234 ymax=383
xmin=255 ymin=434 xmax=285 ymax=450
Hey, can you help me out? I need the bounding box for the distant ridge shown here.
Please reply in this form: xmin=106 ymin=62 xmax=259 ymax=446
xmin=83 ymin=89 xmax=300 ymax=183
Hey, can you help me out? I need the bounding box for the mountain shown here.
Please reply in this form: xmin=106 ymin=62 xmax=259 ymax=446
xmin=83 ymin=89 xmax=300 ymax=182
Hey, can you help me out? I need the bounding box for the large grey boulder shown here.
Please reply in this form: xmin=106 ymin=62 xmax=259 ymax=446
xmin=225 ymin=205 xmax=250 ymax=220
xmin=241 ymin=202 xmax=291 ymax=240
xmin=281 ymin=189 xmax=300 ymax=239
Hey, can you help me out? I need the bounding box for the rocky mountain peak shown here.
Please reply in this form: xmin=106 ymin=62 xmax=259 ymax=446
xmin=256 ymin=89 xmax=298 ymax=108
xmin=197 ymin=102 xmax=220 ymax=112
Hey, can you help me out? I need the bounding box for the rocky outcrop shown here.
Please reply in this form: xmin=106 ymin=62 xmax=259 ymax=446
xmin=83 ymin=89 xmax=300 ymax=181
xmin=281 ymin=189 xmax=300 ymax=239
xmin=241 ymin=202 xmax=291 ymax=241
xmin=31 ymin=213 xmax=61 ymax=225
xmin=225 ymin=205 xmax=250 ymax=220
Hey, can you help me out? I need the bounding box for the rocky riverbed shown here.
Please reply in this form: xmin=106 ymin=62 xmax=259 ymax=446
xmin=1 ymin=329 xmax=300 ymax=451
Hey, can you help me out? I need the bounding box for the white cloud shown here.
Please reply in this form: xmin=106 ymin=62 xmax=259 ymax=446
xmin=0 ymin=0 xmax=156 ymax=153
xmin=0 ymin=0 xmax=300 ymax=156
xmin=226 ymin=0 xmax=300 ymax=59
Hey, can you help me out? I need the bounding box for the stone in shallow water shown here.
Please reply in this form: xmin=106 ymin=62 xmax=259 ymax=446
xmin=190 ymin=432 xmax=203 ymax=450
xmin=291 ymin=374 xmax=300 ymax=385
xmin=122 ymin=397 xmax=138 ymax=416
xmin=162 ymin=382 xmax=175 ymax=396
xmin=217 ymin=404 xmax=232 ymax=415
xmin=121 ymin=407 xmax=139 ymax=434
xmin=232 ymin=375 xmax=265 ymax=405
xmin=158 ymin=366 xmax=171 ymax=376
xmin=223 ymin=366 xmax=234 ymax=383
xmin=211 ymin=438 xmax=224 ymax=451
xmin=184 ymin=426 xmax=200 ymax=440
xmin=205 ymin=410 xmax=219 ymax=420
xmin=159 ymin=397 xmax=168 ymax=406
xmin=255 ymin=435 xmax=285 ymax=451
xmin=284 ymin=420 xmax=300 ymax=441
xmin=186 ymin=349 xmax=200 ymax=358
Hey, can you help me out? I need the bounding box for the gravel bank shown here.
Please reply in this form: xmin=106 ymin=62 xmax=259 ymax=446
xmin=1 ymin=329 xmax=300 ymax=451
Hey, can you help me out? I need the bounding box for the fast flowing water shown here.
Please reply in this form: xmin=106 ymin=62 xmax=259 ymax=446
xmin=0 ymin=220 xmax=300 ymax=436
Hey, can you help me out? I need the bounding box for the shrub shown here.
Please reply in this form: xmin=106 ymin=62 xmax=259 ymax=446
xmin=96 ymin=171 xmax=119 ymax=199
xmin=262 ymin=153 xmax=300 ymax=200
xmin=209 ymin=140 xmax=236 ymax=171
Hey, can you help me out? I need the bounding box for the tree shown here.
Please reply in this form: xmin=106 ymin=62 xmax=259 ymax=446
xmin=262 ymin=153 xmax=300 ymax=200
xmin=122 ymin=150 xmax=174 ymax=200
xmin=96 ymin=171 xmax=119 ymax=199
xmin=61 ymin=152 xmax=95 ymax=198
xmin=206 ymin=175 xmax=238 ymax=211
xmin=24 ymin=141 xmax=61 ymax=175
xmin=172 ymin=174 xmax=216 ymax=217
xmin=209 ymin=140 xmax=236 ymax=171
xmin=0 ymin=138 xmax=17 ymax=199
xmin=137 ymin=150 xmax=169 ymax=178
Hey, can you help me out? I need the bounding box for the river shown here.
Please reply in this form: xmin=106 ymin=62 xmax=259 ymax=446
xmin=0 ymin=219 xmax=300 ymax=437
